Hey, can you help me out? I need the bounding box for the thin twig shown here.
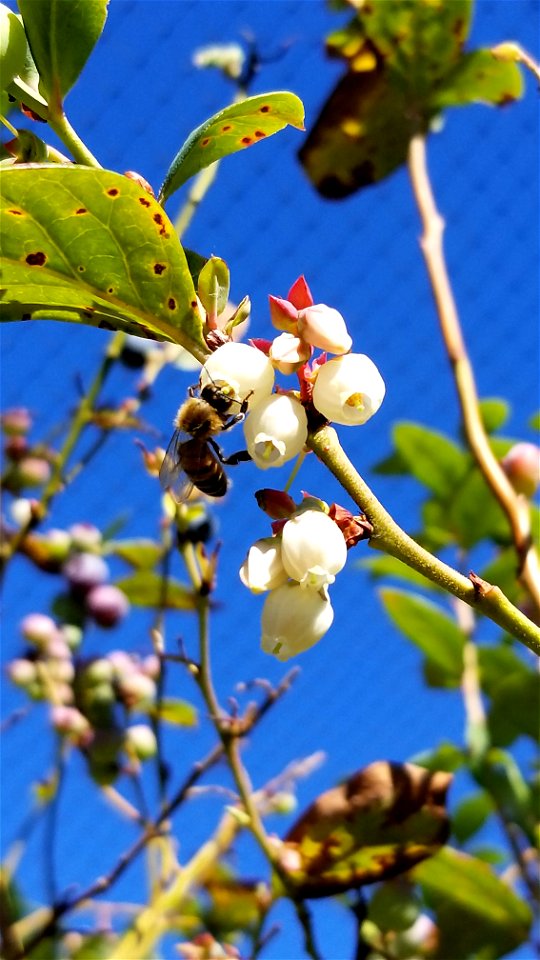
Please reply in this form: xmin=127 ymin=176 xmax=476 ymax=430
xmin=407 ymin=134 xmax=540 ymax=617
xmin=308 ymin=425 xmax=540 ymax=655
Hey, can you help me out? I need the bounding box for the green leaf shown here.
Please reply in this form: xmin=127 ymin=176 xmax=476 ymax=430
xmin=0 ymin=166 xmax=206 ymax=356
xmin=529 ymin=411 xmax=540 ymax=431
xmin=413 ymin=847 xmax=532 ymax=958
xmin=477 ymin=644 xmax=530 ymax=698
xmin=392 ymin=423 xmax=468 ymax=498
xmin=18 ymin=0 xmax=108 ymax=106
xmin=477 ymin=398 xmax=511 ymax=435
xmin=452 ymin=792 xmax=494 ymax=844
xmin=115 ymin=572 xmax=197 ymax=610
xmin=487 ymin=671 xmax=540 ymax=747
xmin=448 ymin=469 xmax=509 ymax=548
xmin=479 ymin=550 xmax=522 ymax=606
xmin=159 ymin=91 xmax=305 ymax=203
xmin=379 ymin=589 xmax=465 ymax=685
xmin=152 ymin=698 xmax=198 ymax=727
xmin=473 ymin=750 xmax=536 ymax=846
xmin=412 ymin=742 xmax=465 ymax=774
xmin=104 ymin=538 xmax=163 ymax=570
xmin=197 ymin=256 xmax=230 ymax=320
xmin=72 ymin=934 xmax=116 ymax=959
xmin=367 ymin=882 xmax=421 ymax=933
xmin=433 ymin=49 xmax=523 ymax=110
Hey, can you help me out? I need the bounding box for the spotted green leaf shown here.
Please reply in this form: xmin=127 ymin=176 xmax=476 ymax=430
xmin=159 ymin=91 xmax=305 ymax=203
xmin=0 ymin=166 xmax=207 ymax=358
xmin=299 ymin=0 xmax=522 ymax=197
xmin=281 ymin=761 xmax=451 ymax=898
xmin=18 ymin=0 xmax=108 ymax=108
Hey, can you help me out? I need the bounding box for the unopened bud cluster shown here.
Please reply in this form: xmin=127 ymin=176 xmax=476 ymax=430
xmin=9 ymin=607 xmax=159 ymax=785
xmin=196 ymin=275 xmax=385 ymax=478
xmin=240 ymin=501 xmax=351 ymax=660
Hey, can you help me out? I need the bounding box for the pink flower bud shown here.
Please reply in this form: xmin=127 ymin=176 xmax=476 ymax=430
xmin=85 ymin=584 xmax=130 ymax=628
xmin=501 ymin=443 xmax=540 ymax=497
xmin=20 ymin=613 xmax=58 ymax=648
xmin=8 ymin=658 xmax=38 ymax=688
xmin=68 ymin=523 xmax=102 ymax=550
xmin=17 ymin=456 xmax=51 ymax=487
xmin=50 ymin=705 xmax=90 ymax=740
xmin=63 ymin=552 xmax=109 ymax=593
xmin=269 ymin=333 xmax=311 ymax=374
xmin=1 ymin=408 xmax=32 ymax=436
xmin=297 ymin=304 xmax=352 ymax=355
xmin=268 ymin=295 xmax=299 ymax=333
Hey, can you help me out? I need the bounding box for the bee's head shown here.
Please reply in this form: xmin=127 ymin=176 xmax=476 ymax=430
xmin=200 ymin=380 xmax=238 ymax=414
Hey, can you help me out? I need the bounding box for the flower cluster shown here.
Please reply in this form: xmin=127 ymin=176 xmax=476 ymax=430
xmin=194 ymin=277 xmax=385 ymax=659
xmin=240 ymin=501 xmax=359 ymax=661
xmin=196 ymin=276 xmax=385 ymax=476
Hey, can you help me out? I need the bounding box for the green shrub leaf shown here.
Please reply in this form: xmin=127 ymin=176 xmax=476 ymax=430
xmin=379 ymin=589 xmax=465 ymax=684
xmin=159 ymin=91 xmax=305 ymax=203
xmin=0 ymin=166 xmax=206 ymax=357
xmin=18 ymin=0 xmax=108 ymax=107
xmin=414 ymin=847 xmax=532 ymax=958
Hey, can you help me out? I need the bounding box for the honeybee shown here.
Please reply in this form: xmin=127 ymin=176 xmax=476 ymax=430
xmin=159 ymin=380 xmax=251 ymax=501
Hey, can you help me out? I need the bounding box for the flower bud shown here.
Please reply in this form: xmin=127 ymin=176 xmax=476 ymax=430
xmin=68 ymin=523 xmax=102 ymax=550
xmin=501 ymin=443 xmax=540 ymax=497
xmin=268 ymin=295 xmax=300 ymax=333
xmin=8 ymin=658 xmax=38 ymax=688
xmin=281 ymin=509 xmax=347 ymax=589
xmin=239 ymin=537 xmax=288 ymax=593
xmin=17 ymin=456 xmax=51 ymax=487
xmin=50 ymin=705 xmax=90 ymax=740
xmin=200 ymin=342 xmax=274 ymax=408
xmin=85 ymin=584 xmax=130 ymax=628
xmin=261 ymin=582 xmax=334 ymax=661
xmin=20 ymin=613 xmax=58 ymax=648
xmin=116 ymin=671 xmax=156 ymax=709
xmin=10 ymin=497 xmax=36 ymax=527
xmin=312 ymin=354 xmax=385 ymax=425
xmin=63 ymin=552 xmax=109 ymax=593
xmin=1 ymin=407 xmax=31 ymax=436
xmin=243 ymin=394 xmax=307 ymax=469
xmin=124 ymin=724 xmax=158 ymax=760
xmin=297 ymin=304 xmax=352 ymax=355
xmin=269 ymin=333 xmax=311 ymax=374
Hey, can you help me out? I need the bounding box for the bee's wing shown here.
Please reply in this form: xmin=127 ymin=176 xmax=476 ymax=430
xmin=159 ymin=429 xmax=194 ymax=502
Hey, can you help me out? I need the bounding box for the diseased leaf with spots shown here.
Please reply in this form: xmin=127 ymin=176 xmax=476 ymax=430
xmin=413 ymin=847 xmax=532 ymax=958
xmin=299 ymin=0 xmax=522 ymax=197
xmin=0 ymin=166 xmax=206 ymax=357
xmin=159 ymin=92 xmax=305 ymax=203
xmin=18 ymin=0 xmax=108 ymax=107
xmin=281 ymin=761 xmax=451 ymax=898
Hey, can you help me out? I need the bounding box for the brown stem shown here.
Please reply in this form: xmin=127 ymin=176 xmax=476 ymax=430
xmin=407 ymin=134 xmax=540 ymax=617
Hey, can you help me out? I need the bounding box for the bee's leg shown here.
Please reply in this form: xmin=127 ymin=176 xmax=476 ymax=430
xmin=209 ymin=438 xmax=251 ymax=465
xmin=222 ymin=392 xmax=254 ymax=431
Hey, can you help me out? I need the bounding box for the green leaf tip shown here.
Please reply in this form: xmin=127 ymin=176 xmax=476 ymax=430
xmin=159 ymin=91 xmax=305 ymax=204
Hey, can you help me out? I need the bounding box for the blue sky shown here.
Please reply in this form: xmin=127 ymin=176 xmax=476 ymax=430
xmin=1 ymin=2 xmax=538 ymax=957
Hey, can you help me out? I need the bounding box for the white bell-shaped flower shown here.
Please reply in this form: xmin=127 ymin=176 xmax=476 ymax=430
xmin=239 ymin=537 xmax=289 ymax=593
xmin=312 ymin=353 xmax=385 ymax=426
xmin=243 ymin=393 xmax=308 ymax=469
xmin=200 ymin=342 xmax=274 ymax=408
xmin=261 ymin=582 xmax=334 ymax=661
xmin=281 ymin=509 xmax=347 ymax=589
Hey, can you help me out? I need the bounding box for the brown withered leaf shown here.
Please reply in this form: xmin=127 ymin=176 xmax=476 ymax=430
xmin=282 ymin=760 xmax=452 ymax=898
